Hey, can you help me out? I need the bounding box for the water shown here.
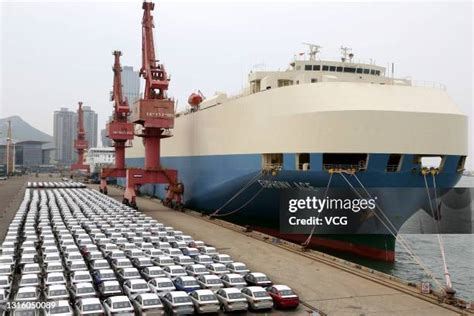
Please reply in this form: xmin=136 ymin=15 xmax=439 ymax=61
xmin=343 ymin=176 xmax=474 ymax=301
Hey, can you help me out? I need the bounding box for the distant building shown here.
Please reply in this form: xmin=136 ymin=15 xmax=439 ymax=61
xmin=101 ymin=128 xmax=113 ymax=147
xmin=86 ymin=147 xmax=115 ymax=174
xmin=122 ymin=66 xmax=140 ymax=104
xmin=83 ymin=106 xmax=98 ymax=148
xmin=53 ymin=108 xmax=76 ymax=165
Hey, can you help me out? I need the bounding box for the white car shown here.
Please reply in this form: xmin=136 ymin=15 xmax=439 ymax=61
xmin=140 ymin=266 xmax=166 ymax=281
xmin=189 ymin=289 xmax=220 ymax=314
xmin=161 ymin=291 xmax=194 ymax=315
xmin=44 ymin=299 xmax=73 ymax=316
xmin=148 ymin=277 xmax=176 ymax=296
xmin=74 ymin=297 xmax=104 ymax=315
xmin=211 ymin=254 xmax=233 ymax=264
xmin=161 ymin=264 xmax=186 ymax=278
xmin=45 ymin=272 xmax=67 ymax=286
xmin=173 ymin=255 xmax=194 ymax=266
xmin=45 ymin=284 xmax=69 ymax=301
xmin=241 ymin=286 xmax=273 ymax=310
xmin=162 ymin=248 xmax=182 ymax=258
xmin=70 ymin=271 xmax=92 ymax=283
xmin=131 ymin=293 xmax=164 ymax=316
xmin=21 ymin=263 xmax=41 ymax=274
xmin=215 ymin=288 xmax=248 ymax=312
xmin=151 ymin=256 xmax=174 ymax=267
xmin=123 ymin=279 xmax=151 ymax=299
xmin=14 ymin=286 xmax=40 ymax=301
xmin=193 ymin=255 xmax=213 ymax=265
xmin=226 ymin=262 xmax=250 ymax=275
xmin=0 ymin=264 xmax=12 ymax=276
xmin=205 ymin=263 xmax=229 ymax=275
xmin=220 ymin=273 xmax=247 ymax=288
xmin=199 ymin=247 xmax=217 ymax=256
xmin=185 ymin=264 xmax=209 ymax=277
xmin=103 ymin=295 xmax=134 ymax=316
xmin=196 ymin=274 xmax=224 ymax=290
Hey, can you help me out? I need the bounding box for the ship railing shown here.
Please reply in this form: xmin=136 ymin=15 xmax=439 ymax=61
xmin=410 ymin=80 xmax=447 ymax=91
xmin=323 ymin=163 xmax=367 ymax=172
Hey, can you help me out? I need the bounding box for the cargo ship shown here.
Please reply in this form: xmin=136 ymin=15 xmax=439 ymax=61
xmin=124 ymin=45 xmax=468 ymax=261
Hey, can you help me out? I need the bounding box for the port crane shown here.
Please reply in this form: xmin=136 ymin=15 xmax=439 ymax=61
xmin=4 ymin=120 xmax=15 ymax=176
xmin=99 ymin=51 xmax=135 ymax=195
xmin=71 ymin=102 xmax=90 ymax=173
xmin=123 ymin=1 xmax=183 ymax=210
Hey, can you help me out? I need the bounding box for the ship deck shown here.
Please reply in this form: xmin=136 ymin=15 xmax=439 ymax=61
xmin=90 ymin=183 xmax=469 ymax=315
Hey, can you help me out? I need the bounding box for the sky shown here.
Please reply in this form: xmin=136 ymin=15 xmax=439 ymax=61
xmin=0 ymin=0 xmax=473 ymax=168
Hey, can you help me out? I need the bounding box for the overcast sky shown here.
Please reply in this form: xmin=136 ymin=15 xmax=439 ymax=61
xmin=0 ymin=1 xmax=472 ymax=168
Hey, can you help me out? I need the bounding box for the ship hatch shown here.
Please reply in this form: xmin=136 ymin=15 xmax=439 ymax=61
xmin=323 ymin=153 xmax=368 ymax=171
xmin=457 ymin=156 xmax=467 ymax=171
xmin=297 ymin=153 xmax=310 ymax=170
xmin=386 ymin=154 xmax=403 ymax=172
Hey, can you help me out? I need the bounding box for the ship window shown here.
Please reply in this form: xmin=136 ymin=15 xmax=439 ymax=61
xmin=323 ymin=153 xmax=368 ymax=171
xmin=356 ymin=68 xmax=363 ymax=74
xmin=311 ymin=78 xmax=317 ymax=83
xmin=322 ymin=65 xmax=329 ymax=71
xmin=296 ymin=153 xmax=310 ymax=171
xmin=336 ymin=66 xmax=343 ymax=72
xmin=262 ymin=154 xmax=283 ymax=170
xmin=370 ymin=69 xmax=376 ymax=75
xmin=343 ymin=67 xmax=356 ymax=73
xmin=313 ymin=65 xmax=320 ymax=71
xmin=457 ymin=156 xmax=466 ymax=171
xmin=305 ymin=65 xmax=312 ymax=71
xmin=386 ymin=154 xmax=402 ymax=172
xmin=278 ymin=79 xmax=293 ymax=87
xmin=329 ymin=66 xmax=336 ymax=72
xmin=363 ymin=69 xmax=370 ymax=74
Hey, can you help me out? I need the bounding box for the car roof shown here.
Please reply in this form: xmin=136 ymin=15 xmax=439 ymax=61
xmin=225 ymin=273 xmax=243 ymax=278
xmin=48 ymin=284 xmax=67 ymax=290
xmin=17 ymin=286 xmax=36 ymax=292
xmin=221 ymin=287 xmax=241 ymax=294
xmin=76 ymin=282 xmax=94 ymax=288
xmin=147 ymin=266 xmax=163 ymax=270
xmin=273 ymin=284 xmax=292 ymax=291
xmin=169 ymin=291 xmax=188 ymax=297
xmin=81 ymin=297 xmax=100 ymax=304
xmin=202 ymin=274 xmax=220 ymax=280
xmin=232 ymin=262 xmax=246 ymax=266
xmin=193 ymin=289 xmax=214 ymax=295
xmin=153 ymin=277 xmax=172 ymax=282
xmin=139 ymin=293 xmax=160 ymax=300
xmin=178 ymin=276 xmax=195 ymax=281
xmin=129 ymin=278 xmax=147 ymax=284
xmin=250 ymin=272 xmax=266 ymax=277
xmin=48 ymin=272 xmax=64 ymax=277
xmin=74 ymin=270 xmax=90 ymax=275
xmin=54 ymin=300 xmax=70 ymax=307
xmin=246 ymin=286 xmax=266 ymax=292
xmin=109 ymin=295 xmax=130 ymax=303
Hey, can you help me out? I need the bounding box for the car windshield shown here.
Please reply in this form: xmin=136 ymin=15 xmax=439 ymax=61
xmin=280 ymin=289 xmax=295 ymax=296
xmin=161 ymin=259 xmax=173 ymax=264
xmin=48 ymin=275 xmax=64 ymax=282
xmin=228 ymin=293 xmax=244 ymax=299
xmin=181 ymin=258 xmax=193 ymax=263
xmin=50 ymin=290 xmax=67 ymax=296
xmin=158 ymin=282 xmax=173 ymax=288
xmin=144 ymin=299 xmax=161 ymax=306
xmin=23 ymin=278 xmax=37 ymax=283
xmin=50 ymin=306 xmax=70 ymax=314
xmin=102 ymin=273 xmax=114 ymax=279
xmin=18 ymin=292 xmax=36 ymax=298
xmin=253 ymin=291 xmax=270 ymax=298
xmin=214 ymin=266 xmax=226 ymax=272
xmin=95 ymin=263 xmax=108 ymax=268
xmin=15 ymin=310 xmax=35 ymax=316
xmin=200 ymin=294 xmax=217 ymax=301
xmin=77 ymin=275 xmax=90 ymax=280
xmin=0 ymin=268 xmax=10 ymax=273
xmin=173 ymin=296 xmax=191 ymax=303
xmin=83 ymin=304 xmax=101 ymax=311
xmin=150 ymin=270 xmax=163 ymax=276
xmin=23 ymin=267 xmax=36 ymax=273
xmin=256 ymin=276 xmax=269 ymax=282
xmin=78 ymin=287 xmax=93 ymax=294
xmin=231 ymin=278 xmax=244 ymax=283
xmin=125 ymin=271 xmax=139 ymax=277
xmin=172 ymin=269 xmax=185 ymax=274
xmin=194 ymin=267 xmax=206 ymax=273
xmin=105 ymin=285 xmax=120 ymax=292
xmin=235 ymin=266 xmax=246 ymax=270
xmin=200 ymin=258 xmax=212 ymax=263
xmin=183 ymin=280 xmax=198 ymax=287
xmin=133 ymin=284 xmax=148 ymax=290
xmin=113 ymin=301 xmax=131 ymax=309
xmin=207 ymin=279 xmax=222 ymax=285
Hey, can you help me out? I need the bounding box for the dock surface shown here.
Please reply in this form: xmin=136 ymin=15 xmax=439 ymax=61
xmin=93 ymin=184 xmax=466 ymax=316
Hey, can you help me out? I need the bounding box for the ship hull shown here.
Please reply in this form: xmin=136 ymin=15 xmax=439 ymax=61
xmin=121 ymin=152 xmax=462 ymax=261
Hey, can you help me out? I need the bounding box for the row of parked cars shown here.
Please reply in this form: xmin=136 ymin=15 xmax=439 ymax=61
xmin=0 ymin=183 xmax=300 ymax=315
xmin=26 ymin=182 xmax=86 ymax=189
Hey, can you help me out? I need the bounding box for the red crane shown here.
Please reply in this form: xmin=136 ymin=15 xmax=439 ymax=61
xmin=123 ymin=1 xmax=183 ymax=210
xmin=71 ymin=101 xmax=90 ymax=172
xmin=99 ymin=51 xmax=135 ymax=195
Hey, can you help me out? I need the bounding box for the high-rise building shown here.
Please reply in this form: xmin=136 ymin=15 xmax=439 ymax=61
xmin=122 ymin=66 xmax=140 ymax=104
xmin=53 ymin=108 xmax=76 ymax=165
xmin=100 ymin=128 xmax=113 ymax=147
xmin=82 ymin=106 xmax=98 ymax=148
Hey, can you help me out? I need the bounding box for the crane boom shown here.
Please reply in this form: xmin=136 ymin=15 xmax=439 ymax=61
xmin=141 ymin=1 xmax=169 ymax=100
xmin=112 ymin=50 xmax=129 ymax=117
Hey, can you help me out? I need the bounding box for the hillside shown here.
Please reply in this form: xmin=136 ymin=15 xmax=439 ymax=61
xmin=0 ymin=116 xmax=53 ymax=145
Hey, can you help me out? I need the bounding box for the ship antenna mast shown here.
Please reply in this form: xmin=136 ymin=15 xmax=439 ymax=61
xmin=340 ymin=46 xmax=353 ymax=62
xmin=302 ymin=43 xmax=321 ymax=61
